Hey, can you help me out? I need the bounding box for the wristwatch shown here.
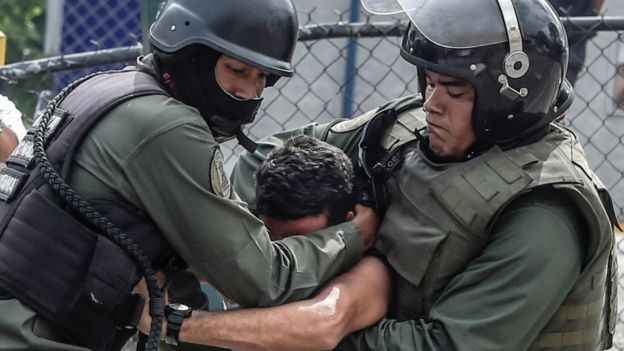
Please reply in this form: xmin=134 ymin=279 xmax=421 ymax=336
xmin=163 ymin=303 xmax=193 ymax=346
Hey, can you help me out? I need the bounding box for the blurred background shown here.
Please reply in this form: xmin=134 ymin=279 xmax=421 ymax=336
xmin=0 ymin=0 xmax=623 ymax=348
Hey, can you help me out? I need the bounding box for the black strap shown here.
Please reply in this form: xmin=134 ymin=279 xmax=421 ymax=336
xmin=113 ymin=293 xmax=145 ymax=329
xmin=0 ymin=284 xmax=11 ymax=299
xmin=236 ymin=128 xmax=258 ymax=153
xmin=356 ymin=108 xmax=398 ymax=211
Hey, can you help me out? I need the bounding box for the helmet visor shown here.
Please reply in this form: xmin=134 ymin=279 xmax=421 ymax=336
xmin=360 ymin=0 xmax=405 ymax=15
xmin=363 ymin=0 xmax=508 ymax=48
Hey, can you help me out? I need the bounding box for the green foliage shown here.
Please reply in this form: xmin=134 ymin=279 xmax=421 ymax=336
xmin=0 ymin=0 xmax=52 ymax=124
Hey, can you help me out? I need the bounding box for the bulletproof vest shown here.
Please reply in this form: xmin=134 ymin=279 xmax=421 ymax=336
xmin=374 ymin=116 xmax=617 ymax=350
xmin=0 ymin=70 xmax=182 ymax=351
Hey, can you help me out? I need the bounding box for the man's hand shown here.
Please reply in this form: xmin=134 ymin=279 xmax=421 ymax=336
xmin=350 ymin=204 xmax=379 ymax=249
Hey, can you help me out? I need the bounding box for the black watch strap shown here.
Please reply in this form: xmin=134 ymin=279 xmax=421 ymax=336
xmin=164 ymin=303 xmax=192 ymax=346
xmin=164 ymin=315 xmax=184 ymax=345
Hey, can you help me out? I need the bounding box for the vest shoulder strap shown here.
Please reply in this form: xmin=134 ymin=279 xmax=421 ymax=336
xmin=0 ymin=70 xmax=168 ymax=202
xmin=353 ymin=95 xmax=424 ymax=210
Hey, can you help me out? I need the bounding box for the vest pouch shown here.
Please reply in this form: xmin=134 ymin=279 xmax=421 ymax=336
xmin=0 ymin=187 xmax=141 ymax=350
xmin=85 ymin=233 xmax=139 ymax=311
xmin=63 ymin=233 xmax=142 ymax=350
xmin=0 ymin=188 xmax=99 ymax=317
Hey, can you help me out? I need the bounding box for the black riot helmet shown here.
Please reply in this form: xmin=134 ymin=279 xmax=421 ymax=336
xmin=149 ymin=0 xmax=298 ymax=86
xmin=363 ymin=0 xmax=572 ymax=145
xmin=147 ymin=0 xmax=298 ymax=150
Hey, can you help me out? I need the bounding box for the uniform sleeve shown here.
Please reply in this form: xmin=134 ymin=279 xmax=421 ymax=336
xmin=337 ymin=189 xmax=586 ymax=351
xmin=122 ymin=121 xmax=364 ymax=307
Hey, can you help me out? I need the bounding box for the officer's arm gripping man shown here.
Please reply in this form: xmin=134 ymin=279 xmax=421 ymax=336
xmin=231 ymin=123 xmax=586 ymax=351
xmin=162 ymin=255 xmax=392 ymax=351
xmin=71 ymin=96 xmax=365 ymax=308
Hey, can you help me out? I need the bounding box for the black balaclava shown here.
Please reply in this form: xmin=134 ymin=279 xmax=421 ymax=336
xmin=155 ymin=45 xmax=262 ymax=150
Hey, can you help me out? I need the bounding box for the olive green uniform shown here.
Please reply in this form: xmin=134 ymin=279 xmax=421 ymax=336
xmin=0 ymin=56 xmax=363 ymax=350
xmin=231 ymin=97 xmax=617 ymax=351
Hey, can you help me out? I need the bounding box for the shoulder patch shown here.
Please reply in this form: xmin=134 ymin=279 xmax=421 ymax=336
xmin=330 ymin=109 xmax=377 ymax=133
xmin=210 ymin=149 xmax=231 ymax=198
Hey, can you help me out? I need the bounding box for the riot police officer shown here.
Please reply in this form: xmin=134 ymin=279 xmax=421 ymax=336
xmin=170 ymin=0 xmax=619 ymax=349
xmin=0 ymin=0 xmax=377 ymax=350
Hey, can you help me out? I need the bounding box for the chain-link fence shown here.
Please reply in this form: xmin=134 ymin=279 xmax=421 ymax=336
xmin=1 ymin=7 xmax=624 ymax=349
xmin=56 ymin=0 xmax=142 ymax=90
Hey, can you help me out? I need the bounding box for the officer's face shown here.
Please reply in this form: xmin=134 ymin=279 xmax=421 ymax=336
xmin=215 ymin=56 xmax=268 ymax=100
xmin=260 ymin=213 xmax=329 ymax=241
xmin=423 ymin=71 xmax=476 ymax=158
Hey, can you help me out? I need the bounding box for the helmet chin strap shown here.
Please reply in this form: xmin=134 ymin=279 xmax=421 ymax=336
xmin=236 ymin=128 xmax=258 ymax=153
xmin=212 ymin=128 xmax=258 ymax=153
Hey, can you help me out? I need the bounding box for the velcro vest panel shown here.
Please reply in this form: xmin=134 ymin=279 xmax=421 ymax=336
xmin=381 ymin=123 xmax=615 ymax=349
xmin=0 ymin=70 xmax=180 ymax=351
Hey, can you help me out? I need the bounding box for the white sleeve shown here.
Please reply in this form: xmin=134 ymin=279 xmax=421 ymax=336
xmin=0 ymin=94 xmax=27 ymax=140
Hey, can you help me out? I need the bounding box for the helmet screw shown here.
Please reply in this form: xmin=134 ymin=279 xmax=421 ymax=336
xmin=554 ymin=106 xmax=558 ymax=113
xmin=507 ymin=114 xmax=514 ymax=120
xmin=170 ymin=25 xmax=176 ymax=31
xmin=470 ymin=64 xmax=477 ymax=71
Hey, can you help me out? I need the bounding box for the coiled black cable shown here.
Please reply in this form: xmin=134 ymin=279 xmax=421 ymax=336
xmin=32 ymin=71 xmax=164 ymax=351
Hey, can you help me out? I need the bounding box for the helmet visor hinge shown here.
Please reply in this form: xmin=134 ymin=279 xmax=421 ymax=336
xmin=498 ymin=74 xmax=528 ymax=100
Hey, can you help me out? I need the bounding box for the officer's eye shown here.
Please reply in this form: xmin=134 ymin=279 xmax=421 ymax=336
xmin=447 ymin=88 xmax=465 ymax=98
xmin=448 ymin=91 xmax=464 ymax=98
xmin=227 ymin=65 xmax=245 ymax=74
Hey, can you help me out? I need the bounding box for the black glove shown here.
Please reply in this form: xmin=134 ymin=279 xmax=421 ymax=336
xmin=165 ymin=270 xmax=208 ymax=310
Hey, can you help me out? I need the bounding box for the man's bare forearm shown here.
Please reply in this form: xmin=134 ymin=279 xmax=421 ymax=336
xmin=179 ymin=256 xmax=392 ymax=351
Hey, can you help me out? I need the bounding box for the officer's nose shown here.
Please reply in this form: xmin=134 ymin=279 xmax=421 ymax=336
xmin=233 ymin=79 xmax=261 ymax=100
xmin=423 ymin=88 xmax=442 ymax=116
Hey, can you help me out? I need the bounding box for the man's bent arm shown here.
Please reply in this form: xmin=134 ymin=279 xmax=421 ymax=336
xmin=178 ymin=256 xmax=391 ymax=351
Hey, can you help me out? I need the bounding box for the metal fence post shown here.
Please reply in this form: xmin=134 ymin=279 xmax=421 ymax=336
xmin=0 ymin=31 xmax=5 ymax=67
xmin=141 ymin=0 xmax=164 ymax=54
xmin=342 ymin=0 xmax=360 ymax=118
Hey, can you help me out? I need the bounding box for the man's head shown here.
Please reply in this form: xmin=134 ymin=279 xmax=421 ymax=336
xmin=254 ymin=135 xmax=356 ymax=240
xmin=148 ymin=0 xmax=298 ymax=141
xmin=363 ymin=0 xmax=571 ymax=149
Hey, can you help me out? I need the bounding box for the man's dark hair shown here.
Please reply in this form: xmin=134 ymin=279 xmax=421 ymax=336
xmin=255 ymin=135 xmax=356 ymax=226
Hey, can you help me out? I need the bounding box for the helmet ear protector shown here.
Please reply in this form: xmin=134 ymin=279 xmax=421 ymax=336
xmin=399 ymin=0 xmax=570 ymax=144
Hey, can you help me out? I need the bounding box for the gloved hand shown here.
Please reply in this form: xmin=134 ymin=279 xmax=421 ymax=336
xmin=354 ymin=174 xmax=377 ymax=208
xmin=165 ymin=270 xmax=208 ymax=310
